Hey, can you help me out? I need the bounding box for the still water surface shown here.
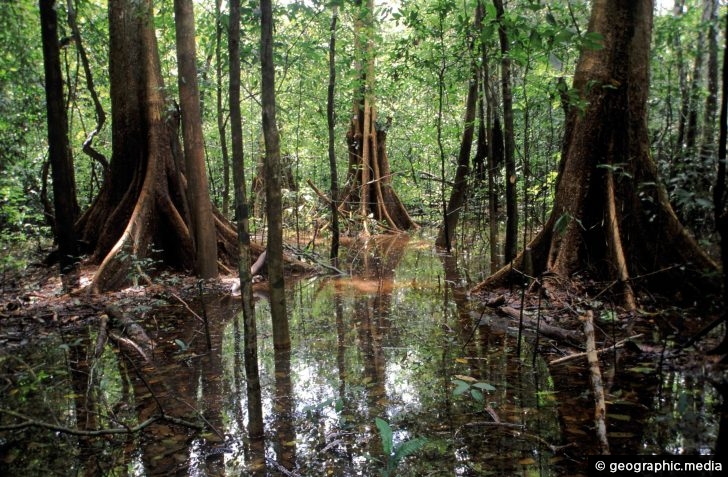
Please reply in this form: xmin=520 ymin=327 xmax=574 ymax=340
xmin=0 ymin=234 xmax=723 ymax=476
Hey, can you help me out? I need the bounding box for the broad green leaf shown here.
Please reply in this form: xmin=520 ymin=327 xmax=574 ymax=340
xmin=453 ymin=380 xmax=470 ymax=396
xmin=473 ymin=382 xmax=496 ymax=392
xmin=470 ymin=388 xmax=484 ymax=403
xmin=375 ymin=417 xmax=393 ymax=456
xmin=393 ymin=437 xmax=427 ymax=464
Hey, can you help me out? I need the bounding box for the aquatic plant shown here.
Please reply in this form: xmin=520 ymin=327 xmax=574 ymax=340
xmin=374 ymin=417 xmax=427 ymax=477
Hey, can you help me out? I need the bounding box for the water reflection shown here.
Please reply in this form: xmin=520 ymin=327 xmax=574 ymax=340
xmin=0 ymin=235 xmax=724 ymax=476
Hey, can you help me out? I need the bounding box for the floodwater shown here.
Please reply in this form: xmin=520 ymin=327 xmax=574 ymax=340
xmin=0 ymin=234 xmax=725 ymax=476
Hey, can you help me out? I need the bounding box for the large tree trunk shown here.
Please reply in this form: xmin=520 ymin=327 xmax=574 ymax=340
xmin=340 ymin=0 xmax=417 ymax=234
xmin=174 ymin=0 xmax=219 ymax=279
xmin=711 ymin=12 xmax=728 ymax=353
xmin=40 ymin=0 xmax=79 ymax=290
xmin=76 ymin=0 xmax=238 ymax=292
xmin=474 ymin=0 xmax=717 ymax=305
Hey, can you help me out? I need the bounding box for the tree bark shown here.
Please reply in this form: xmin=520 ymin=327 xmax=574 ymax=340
xmin=174 ymin=0 xmax=219 ymax=279
xmin=712 ymin=12 xmax=728 ymax=353
xmin=484 ymin=56 xmax=501 ymax=273
xmin=229 ymin=0 xmax=265 ymax=440
xmin=261 ymin=0 xmax=291 ymax=350
xmin=474 ymin=0 xmax=717 ymax=304
xmin=72 ymin=0 xmax=247 ymax=292
xmin=216 ymin=0 xmax=231 ymax=218
xmin=436 ymin=64 xmax=479 ymax=249
xmin=40 ymin=0 xmax=79 ymax=290
xmin=493 ymin=0 xmax=518 ymax=263
xmin=327 ymin=5 xmax=340 ymax=264
xmin=340 ymin=0 xmax=417 ymax=234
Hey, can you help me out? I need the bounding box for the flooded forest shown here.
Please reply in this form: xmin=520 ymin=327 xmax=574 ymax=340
xmin=1 ymin=0 xmax=728 ymax=476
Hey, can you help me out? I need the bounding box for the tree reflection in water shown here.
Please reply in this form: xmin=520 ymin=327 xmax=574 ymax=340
xmin=0 ymin=235 xmax=724 ymax=475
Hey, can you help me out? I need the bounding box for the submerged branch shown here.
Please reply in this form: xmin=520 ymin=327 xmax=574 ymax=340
xmin=550 ymin=334 xmax=644 ymax=365
xmin=0 ymin=409 xmax=202 ymax=436
xmin=583 ymin=310 xmax=610 ymax=455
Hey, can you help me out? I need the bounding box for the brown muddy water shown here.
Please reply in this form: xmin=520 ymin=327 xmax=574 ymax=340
xmin=0 ymin=234 xmax=725 ymax=476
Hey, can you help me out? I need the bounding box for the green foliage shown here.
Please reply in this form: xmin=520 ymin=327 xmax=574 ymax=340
xmin=374 ymin=417 xmax=428 ymax=477
xmin=117 ymin=247 xmax=163 ymax=287
xmin=0 ymin=0 xmax=719 ymax=272
xmin=452 ymin=377 xmax=495 ymax=404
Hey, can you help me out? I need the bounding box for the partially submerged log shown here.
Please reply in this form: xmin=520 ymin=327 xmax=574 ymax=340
xmin=496 ymin=305 xmax=582 ymax=346
xmin=104 ymin=305 xmax=155 ymax=361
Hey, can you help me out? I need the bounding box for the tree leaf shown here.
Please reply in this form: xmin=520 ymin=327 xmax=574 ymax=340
xmin=470 ymin=388 xmax=484 ymax=402
xmin=473 ymin=382 xmax=496 ymax=392
xmin=453 ymin=380 xmax=470 ymax=396
xmin=393 ymin=437 xmax=427 ymax=465
xmin=375 ymin=417 xmax=393 ymax=457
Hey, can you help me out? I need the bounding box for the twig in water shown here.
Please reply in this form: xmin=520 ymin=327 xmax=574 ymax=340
xmin=549 ymin=334 xmax=644 ymax=365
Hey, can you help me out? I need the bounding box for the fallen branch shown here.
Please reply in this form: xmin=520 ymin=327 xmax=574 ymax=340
xmin=108 ymin=331 xmax=151 ymax=362
xmin=550 ymin=334 xmax=644 ymax=365
xmin=306 ymin=178 xmax=358 ymax=228
xmin=283 ymin=244 xmax=347 ymax=276
xmin=170 ymin=292 xmax=205 ymax=323
xmin=463 ymin=421 xmax=525 ymax=429
xmin=105 ymin=305 xmax=155 ymax=351
xmin=498 ymin=306 xmax=582 ymax=345
xmin=583 ymin=310 xmax=610 ymax=455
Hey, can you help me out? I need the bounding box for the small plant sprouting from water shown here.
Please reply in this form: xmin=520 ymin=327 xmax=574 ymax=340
xmin=452 ymin=375 xmax=496 ymax=403
xmin=374 ymin=417 xmax=427 ymax=477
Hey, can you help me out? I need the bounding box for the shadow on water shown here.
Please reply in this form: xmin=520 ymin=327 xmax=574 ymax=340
xmin=0 ymin=234 xmax=725 ymax=475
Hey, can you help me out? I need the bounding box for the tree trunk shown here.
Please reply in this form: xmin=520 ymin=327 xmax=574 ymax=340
xmin=674 ymin=0 xmax=688 ymax=157
xmin=75 ymin=0 xmax=305 ymax=291
xmin=65 ymin=0 xmax=108 ymax=175
xmin=75 ymin=0 xmax=240 ymax=292
xmin=340 ymin=0 xmax=417 ymax=234
xmin=229 ymin=0 xmax=264 ymax=440
xmin=327 ymin=5 xmax=340 ymax=264
xmin=40 ymin=0 xmax=79 ymax=290
xmin=216 ymin=0 xmax=231 ymax=218
xmin=684 ymin=1 xmax=712 ymax=156
xmin=436 ymin=63 xmax=479 ymax=249
xmin=484 ymin=57 xmax=501 ymax=273
xmin=261 ymin=0 xmax=291 ymax=350
xmin=712 ymin=12 xmax=728 ymax=353
xmin=474 ymin=0 xmax=717 ymax=305
xmin=174 ymin=0 xmax=218 ymax=279
xmin=493 ymin=0 xmax=518 ymax=263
